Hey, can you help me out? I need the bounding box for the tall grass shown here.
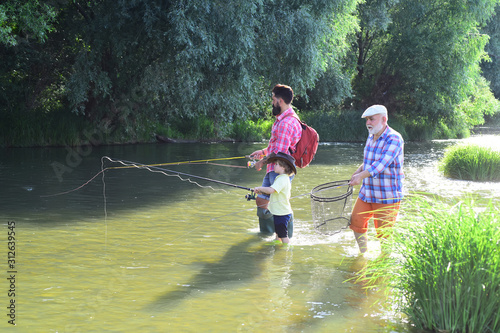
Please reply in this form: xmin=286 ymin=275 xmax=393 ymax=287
xmin=357 ymin=197 xmax=500 ymax=333
xmin=439 ymin=144 xmax=500 ymax=181
xmin=0 ymin=110 xmax=86 ymax=147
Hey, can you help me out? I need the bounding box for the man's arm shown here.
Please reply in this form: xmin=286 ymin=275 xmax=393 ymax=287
xmin=249 ymin=148 xmax=267 ymax=159
xmin=249 ymin=148 xmax=268 ymax=171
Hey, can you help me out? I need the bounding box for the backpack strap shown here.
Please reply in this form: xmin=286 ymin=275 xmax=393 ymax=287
xmin=282 ymin=112 xmax=301 ymax=123
xmin=281 ymin=112 xmax=303 ymax=154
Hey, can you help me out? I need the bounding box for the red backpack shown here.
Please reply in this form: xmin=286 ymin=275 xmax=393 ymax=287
xmin=286 ymin=114 xmax=319 ymax=168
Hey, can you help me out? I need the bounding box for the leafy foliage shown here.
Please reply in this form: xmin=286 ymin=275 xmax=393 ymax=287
xmin=65 ymin=0 xmax=360 ymax=128
xmin=351 ymin=0 xmax=398 ymax=91
xmin=358 ymin=0 xmax=499 ymax=125
xmin=301 ymin=110 xmax=368 ymax=142
xmin=0 ymin=0 xmax=56 ymax=46
xmin=481 ymin=5 xmax=500 ymax=99
xmin=1 ymin=0 xmax=500 ymax=146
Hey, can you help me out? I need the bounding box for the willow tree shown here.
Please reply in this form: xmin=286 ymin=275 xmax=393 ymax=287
xmin=350 ymin=0 xmax=398 ymax=104
xmin=481 ymin=5 xmax=500 ymax=99
xmin=371 ymin=0 xmax=500 ymax=137
xmin=64 ymin=0 xmax=359 ymax=136
xmin=0 ymin=0 xmax=56 ymax=46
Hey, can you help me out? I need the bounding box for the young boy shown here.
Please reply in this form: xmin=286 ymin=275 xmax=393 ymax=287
xmin=254 ymin=152 xmax=296 ymax=244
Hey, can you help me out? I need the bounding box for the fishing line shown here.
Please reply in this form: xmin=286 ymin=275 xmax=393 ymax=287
xmin=99 ymin=155 xmax=253 ymax=253
xmin=40 ymin=154 xmax=254 ymax=253
xmin=210 ymin=183 xmax=351 ymax=221
xmin=189 ymin=162 xmax=247 ymax=169
xmin=104 ymin=156 xmax=252 ymax=191
xmin=102 ymin=157 xmax=108 ymax=250
xmin=41 ymin=155 xmax=251 ymax=198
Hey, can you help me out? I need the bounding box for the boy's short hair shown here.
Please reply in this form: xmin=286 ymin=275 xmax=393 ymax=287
xmin=276 ymin=159 xmax=295 ymax=175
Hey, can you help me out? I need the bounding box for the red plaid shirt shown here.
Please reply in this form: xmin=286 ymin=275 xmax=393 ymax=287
xmin=265 ymin=108 xmax=302 ymax=173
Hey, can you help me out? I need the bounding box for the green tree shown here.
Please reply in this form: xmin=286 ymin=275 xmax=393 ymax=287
xmin=374 ymin=0 xmax=499 ymax=131
xmin=64 ymin=0 xmax=360 ymax=137
xmin=481 ymin=5 xmax=500 ymax=99
xmin=353 ymin=0 xmax=397 ymax=81
xmin=0 ymin=0 xmax=56 ymax=46
xmin=296 ymin=5 xmax=359 ymax=112
xmin=349 ymin=0 xmax=398 ymax=106
xmin=0 ymin=0 xmax=72 ymax=115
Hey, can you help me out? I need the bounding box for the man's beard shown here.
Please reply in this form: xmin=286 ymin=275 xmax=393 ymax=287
xmin=272 ymin=104 xmax=281 ymax=116
xmin=367 ymin=122 xmax=384 ymax=135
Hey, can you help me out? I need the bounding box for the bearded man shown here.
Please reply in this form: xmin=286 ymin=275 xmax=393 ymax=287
xmin=348 ymin=105 xmax=405 ymax=254
xmin=249 ymin=84 xmax=302 ymax=237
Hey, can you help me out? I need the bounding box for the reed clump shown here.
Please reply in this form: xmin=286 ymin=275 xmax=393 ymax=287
xmin=439 ymin=144 xmax=500 ymax=181
xmin=357 ymin=197 xmax=500 ymax=333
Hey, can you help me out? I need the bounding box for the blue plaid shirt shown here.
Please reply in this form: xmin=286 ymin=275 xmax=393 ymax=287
xmin=359 ymin=126 xmax=404 ymax=204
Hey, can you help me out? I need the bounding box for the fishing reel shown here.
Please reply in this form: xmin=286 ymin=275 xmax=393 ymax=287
xmin=245 ymin=191 xmax=256 ymax=201
xmin=246 ymin=154 xmax=263 ymax=168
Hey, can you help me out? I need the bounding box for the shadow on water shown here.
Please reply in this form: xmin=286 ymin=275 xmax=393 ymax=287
xmin=147 ymin=234 xmax=275 ymax=311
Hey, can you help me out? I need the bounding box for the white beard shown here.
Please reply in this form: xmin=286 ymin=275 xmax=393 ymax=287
xmin=367 ymin=123 xmax=384 ymax=135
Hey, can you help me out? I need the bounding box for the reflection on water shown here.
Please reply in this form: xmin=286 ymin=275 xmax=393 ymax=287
xmin=0 ymin=133 xmax=498 ymax=331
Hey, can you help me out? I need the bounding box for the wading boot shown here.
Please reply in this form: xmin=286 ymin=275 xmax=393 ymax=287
xmin=257 ymin=207 xmax=274 ymax=235
xmin=288 ymin=214 xmax=294 ymax=239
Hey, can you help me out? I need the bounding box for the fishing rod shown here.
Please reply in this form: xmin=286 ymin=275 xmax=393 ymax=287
xmin=41 ymin=155 xmax=257 ymax=198
xmin=113 ymin=158 xmax=255 ymax=193
xmin=108 ymin=155 xmax=249 ymax=170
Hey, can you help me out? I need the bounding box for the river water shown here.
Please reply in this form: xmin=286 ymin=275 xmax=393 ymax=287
xmin=1 ymin=133 xmax=499 ymax=332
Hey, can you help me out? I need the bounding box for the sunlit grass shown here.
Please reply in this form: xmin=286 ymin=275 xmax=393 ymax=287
xmin=229 ymin=118 xmax=272 ymax=142
xmin=356 ymin=196 xmax=500 ymax=333
xmin=439 ymin=144 xmax=500 ymax=181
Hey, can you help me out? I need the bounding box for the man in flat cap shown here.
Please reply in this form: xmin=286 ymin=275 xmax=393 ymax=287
xmin=348 ymin=105 xmax=405 ymax=254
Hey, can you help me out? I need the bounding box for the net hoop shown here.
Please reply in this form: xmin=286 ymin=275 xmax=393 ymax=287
xmin=310 ymin=180 xmax=353 ymax=202
xmin=310 ymin=180 xmax=353 ymax=235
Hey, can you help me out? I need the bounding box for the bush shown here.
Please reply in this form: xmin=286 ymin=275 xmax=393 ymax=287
xmin=300 ymin=110 xmax=367 ymax=142
xmin=229 ymin=119 xmax=272 ymax=142
xmin=357 ymin=197 xmax=500 ymax=333
xmin=439 ymin=144 xmax=500 ymax=181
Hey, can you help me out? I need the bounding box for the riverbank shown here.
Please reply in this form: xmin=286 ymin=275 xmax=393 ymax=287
xmin=1 ymin=110 xmax=499 ymax=148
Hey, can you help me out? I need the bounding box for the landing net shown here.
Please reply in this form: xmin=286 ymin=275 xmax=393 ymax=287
xmin=310 ymin=180 xmax=353 ymax=235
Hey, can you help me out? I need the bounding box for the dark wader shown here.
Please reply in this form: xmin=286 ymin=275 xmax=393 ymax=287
xmin=257 ymin=208 xmax=293 ymax=238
